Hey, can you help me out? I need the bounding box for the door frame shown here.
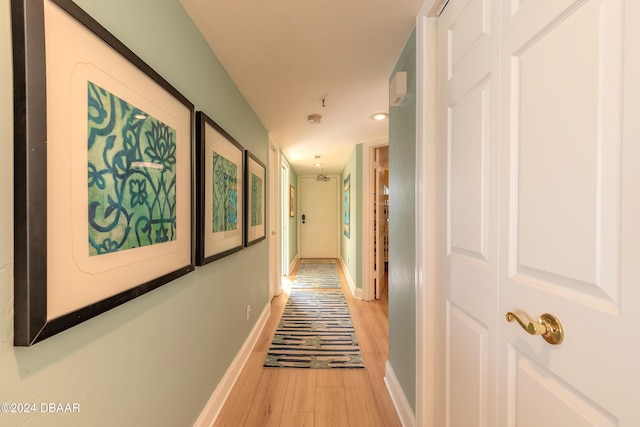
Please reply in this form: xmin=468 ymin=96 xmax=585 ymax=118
xmin=362 ymin=138 xmax=388 ymax=302
xmin=280 ymin=156 xmax=291 ymax=275
xmin=268 ymin=142 xmax=281 ymax=299
xmin=416 ymin=1 xmax=448 ymax=427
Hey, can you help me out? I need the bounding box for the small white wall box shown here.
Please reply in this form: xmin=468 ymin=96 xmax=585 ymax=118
xmin=389 ymin=71 xmax=407 ymax=106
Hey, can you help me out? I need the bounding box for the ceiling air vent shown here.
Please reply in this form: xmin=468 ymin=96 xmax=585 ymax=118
xmin=307 ymin=113 xmax=322 ymax=124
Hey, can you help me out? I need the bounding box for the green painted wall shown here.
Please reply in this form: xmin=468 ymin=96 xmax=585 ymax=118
xmin=388 ymin=28 xmax=417 ymax=412
xmin=1 ymin=0 xmax=268 ymax=425
xmin=340 ymin=145 xmax=363 ymax=289
xmin=288 ymin=166 xmax=298 ymax=266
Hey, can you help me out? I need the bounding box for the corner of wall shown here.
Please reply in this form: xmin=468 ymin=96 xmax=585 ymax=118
xmin=339 ymin=257 xmax=362 ymax=300
xmin=288 ymin=253 xmax=298 ymax=275
xmin=385 ymin=361 xmax=416 ymax=427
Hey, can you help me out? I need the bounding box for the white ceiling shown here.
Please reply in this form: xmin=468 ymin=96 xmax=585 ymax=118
xmin=179 ymin=0 xmax=423 ymax=176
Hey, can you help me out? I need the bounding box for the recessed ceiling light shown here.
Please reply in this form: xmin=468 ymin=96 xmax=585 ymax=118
xmin=313 ymin=163 xmax=323 ymax=167
xmin=371 ymin=112 xmax=389 ymax=121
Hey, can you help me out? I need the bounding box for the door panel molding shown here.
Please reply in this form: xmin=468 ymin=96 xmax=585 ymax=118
xmin=446 ymin=303 xmax=489 ymax=427
xmin=507 ymin=347 xmax=617 ymax=427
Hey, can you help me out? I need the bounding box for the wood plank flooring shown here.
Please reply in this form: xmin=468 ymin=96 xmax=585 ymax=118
xmin=214 ymin=259 xmax=400 ymax=427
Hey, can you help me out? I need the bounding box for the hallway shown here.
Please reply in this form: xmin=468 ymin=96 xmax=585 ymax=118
xmin=214 ymin=259 xmax=400 ymax=426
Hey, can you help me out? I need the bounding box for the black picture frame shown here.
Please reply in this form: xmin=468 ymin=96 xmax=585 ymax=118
xmin=244 ymin=151 xmax=267 ymax=247
xmin=195 ymin=111 xmax=245 ymax=265
xmin=12 ymin=0 xmax=195 ymax=346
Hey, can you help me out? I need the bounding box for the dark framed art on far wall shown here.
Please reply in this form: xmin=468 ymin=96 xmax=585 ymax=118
xmin=12 ymin=0 xmax=194 ymax=346
xmin=245 ymin=151 xmax=267 ymax=246
xmin=195 ymin=111 xmax=245 ymax=265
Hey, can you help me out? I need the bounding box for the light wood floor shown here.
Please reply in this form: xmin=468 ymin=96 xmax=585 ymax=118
xmin=214 ymin=259 xmax=400 ymax=427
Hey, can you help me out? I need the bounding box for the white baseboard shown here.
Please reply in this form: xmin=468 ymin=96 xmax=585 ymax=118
xmin=385 ymin=361 xmax=416 ymax=427
xmin=193 ymin=303 xmax=271 ymax=427
xmin=339 ymin=257 xmax=362 ymax=300
xmin=288 ymin=254 xmax=298 ymax=275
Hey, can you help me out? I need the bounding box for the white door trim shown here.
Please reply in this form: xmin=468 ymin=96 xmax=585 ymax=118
xmin=362 ymin=138 xmax=388 ymax=302
xmin=280 ymin=156 xmax=291 ymax=275
xmin=268 ymin=142 xmax=281 ymax=299
xmin=416 ymin=1 xmax=448 ymax=427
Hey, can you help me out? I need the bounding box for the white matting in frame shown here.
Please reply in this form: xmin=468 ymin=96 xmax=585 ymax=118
xmin=12 ymin=0 xmax=194 ymax=345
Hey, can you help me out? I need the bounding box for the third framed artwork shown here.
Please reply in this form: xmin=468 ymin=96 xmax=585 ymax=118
xmin=245 ymin=151 xmax=266 ymax=246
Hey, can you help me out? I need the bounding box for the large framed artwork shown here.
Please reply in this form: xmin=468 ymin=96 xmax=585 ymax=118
xmin=12 ymin=0 xmax=194 ymax=345
xmin=195 ymin=111 xmax=245 ymax=265
xmin=344 ymin=174 xmax=351 ymax=238
xmin=289 ymin=185 xmax=296 ymax=217
xmin=245 ymin=151 xmax=267 ymax=246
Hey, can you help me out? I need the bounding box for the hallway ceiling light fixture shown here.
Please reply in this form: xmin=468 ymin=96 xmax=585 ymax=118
xmin=370 ymin=112 xmax=389 ymax=121
xmin=307 ymin=113 xmax=322 ymax=124
xmin=313 ymin=163 xmax=323 ymax=167
xmin=316 ymin=174 xmax=330 ymax=182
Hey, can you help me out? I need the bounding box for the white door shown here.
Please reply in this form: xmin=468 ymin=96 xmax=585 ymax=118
xmin=437 ymin=0 xmax=500 ymax=424
xmin=497 ymin=1 xmax=639 ymax=425
xmin=437 ymin=0 xmax=640 ymax=426
xmin=299 ymin=176 xmax=338 ymax=258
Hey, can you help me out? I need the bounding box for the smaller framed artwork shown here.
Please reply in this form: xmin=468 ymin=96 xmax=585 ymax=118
xmin=344 ymin=174 xmax=351 ymax=238
xmin=195 ymin=111 xmax=245 ymax=265
xmin=289 ymin=185 xmax=296 ymax=217
xmin=245 ymin=151 xmax=267 ymax=246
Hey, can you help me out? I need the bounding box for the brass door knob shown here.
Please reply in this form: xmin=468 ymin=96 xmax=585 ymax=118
xmin=505 ymin=312 xmax=564 ymax=345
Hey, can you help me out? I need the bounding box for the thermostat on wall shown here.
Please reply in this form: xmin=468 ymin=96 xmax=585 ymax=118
xmin=389 ymin=71 xmax=407 ymax=106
